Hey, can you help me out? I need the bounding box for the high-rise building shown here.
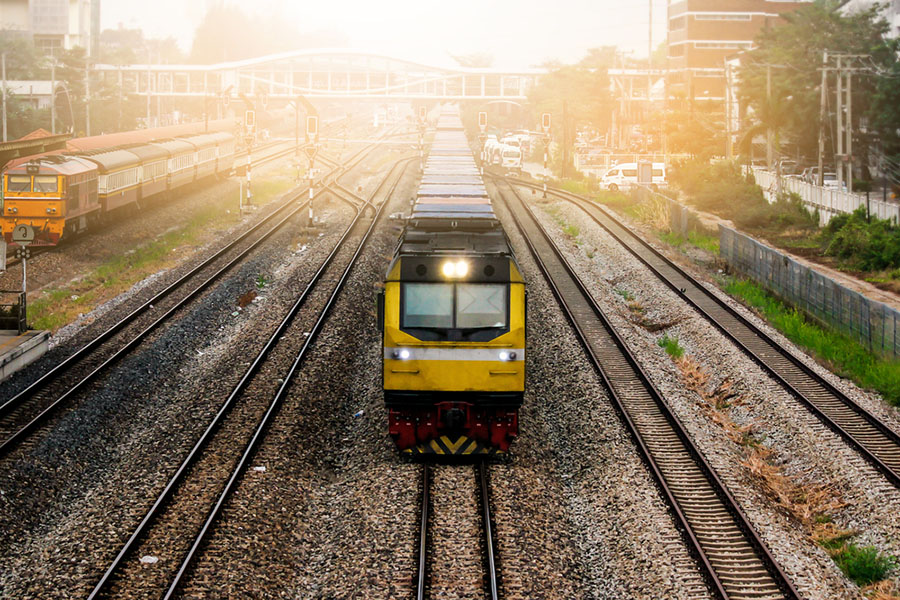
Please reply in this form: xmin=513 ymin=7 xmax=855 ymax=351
xmin=667 ymin=0 xmax=812 ymax=102
xmin=0 ymin=0 xmax=99 ymax=56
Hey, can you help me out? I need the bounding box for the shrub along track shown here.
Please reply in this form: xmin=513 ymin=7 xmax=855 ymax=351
xmin=502 ymin=176 xmax=900 ymax=490
xmin=495 ymin=179 xmax=800 ymax=600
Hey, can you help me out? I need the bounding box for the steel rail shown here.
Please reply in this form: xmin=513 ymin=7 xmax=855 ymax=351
xmin=497 ymin=180 xmax=800 ymax=600
xmin=477 ymin=462 xmax=499 ymax=600
xmin=416 ymin=464 xmax=431 ymax=600
xmin=505 ymin=175 xmax=900 ymax=488
xmin=0 ymin=131 xmax=392 ymax=456
xmin=158 ymin=156 xmax=413 ymax=600
xmin=87 ymin=155 xmax=412 ymax=599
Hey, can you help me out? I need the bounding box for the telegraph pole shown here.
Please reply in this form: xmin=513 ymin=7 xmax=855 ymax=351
xmin=817 ymin=50 xmax=828 ymax=186
xmin=50 ymin=61 xmax=56 ymax=135
xmin=846 ymin=70 xmax=852 ymax=193
xmin=84 ymin=59 xmax=91 ymax=137
xmin=766 ymin=64 xmax=774 ymax=170
xmin=2 ymin=53 xmax=7 ymax=143
xmin=836 ymin=55 xmax=843 ymax=191
xmin=725 ymin=60 xmax=732 ymax=160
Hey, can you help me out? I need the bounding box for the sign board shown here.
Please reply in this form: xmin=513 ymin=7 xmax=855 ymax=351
xmin=12 ymin=224 xmax=34 ymax=245
xmin=541 ymin=112 xmax=551 ymax=133
xmin=306 ymin=116 xmax=319 ymax=139
xmin=245 ymin=110 xmax=256 ymax=130
xmin=478 ymin=111 xmax=487 ymax=133
xmin=303 ymin=144 xmax=318 ymax=162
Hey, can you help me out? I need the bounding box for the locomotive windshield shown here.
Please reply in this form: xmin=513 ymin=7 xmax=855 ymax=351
xmin=7 ymin=175 xmax=30 ymax=192
xmin=34 ymin=175 xmax=58 ymax=193
xmin=401 ymin=283 xmax=508 ymax=331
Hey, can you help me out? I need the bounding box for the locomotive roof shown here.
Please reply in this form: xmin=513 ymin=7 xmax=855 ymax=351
xmin=6 ymin=155 xmax=97 ymax=176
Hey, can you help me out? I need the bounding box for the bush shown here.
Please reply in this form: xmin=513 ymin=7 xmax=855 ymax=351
xmin=824 ymin=542 xmax=896 ymax=587
xmin=820 ymin=207 xmax=900 ymax=271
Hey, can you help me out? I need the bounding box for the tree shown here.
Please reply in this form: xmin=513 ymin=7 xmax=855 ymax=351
xmin=737 ymin=0 xmax=899 ymax=166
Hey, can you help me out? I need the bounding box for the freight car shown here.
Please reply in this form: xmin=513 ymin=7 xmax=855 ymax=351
xmin=379 ymin=107 xmax=525 ymax=456
xmin=1 ymin=132 xmax=235 ymax=246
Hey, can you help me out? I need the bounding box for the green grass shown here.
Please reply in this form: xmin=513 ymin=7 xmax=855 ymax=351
xmin=818 ymin=539 xmax=896 ymax=587
xmin=28 ymin=170 xmax=296 ymax=332
xmin=659 ymin=230 xmax=720 ymax=254
xmin=560 ymin=179 xmax=592 ymax=195
xmin=724 ymin=277 xmax=900 ymax=406
xmin=658 ymin=333 xmax=685 ymax=359
xmin=563 ymin=224 xmax=580 ymax=238
xmin=615 ymin=288 xmax=634 ymax=302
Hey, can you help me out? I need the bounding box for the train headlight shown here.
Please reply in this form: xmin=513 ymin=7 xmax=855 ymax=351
xmin=392 ymin=349 xmax=411 ymax=360
xmin=499 ymin=351 xmax=517 ymax=361
xmin=441 ymin=260 xmax=469 ymax=278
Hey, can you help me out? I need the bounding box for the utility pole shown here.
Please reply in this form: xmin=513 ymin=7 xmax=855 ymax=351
xmin=84 ymin=59 xmax=91 ymax=137
xmin=146 ymin=63 xmax=151 ymax=127
xmin=846 ymin=70 xmax=852 ymax=193
xmin=50 ymin=61 xmax=56 ymax=135
xmin=648 ymin=0 xmax=652 ymax=116
xmin=817 ymin=50 xmax=828 ymax=186
xmin=2 ymin=53 xmax=7 ymax=143
xmin=562 ymin=100 xmax=568 ymax=179
xmin=836 ymin=55 xmax=843 ymax=191
xmin=725 ymin=60 xmax=732 ymax=160
xmin=766 ymin=64 xmax=773 ymax=170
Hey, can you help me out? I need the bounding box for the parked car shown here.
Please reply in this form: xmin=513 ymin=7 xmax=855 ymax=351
xmin=600 ymin=162 xmax=667 ymax=192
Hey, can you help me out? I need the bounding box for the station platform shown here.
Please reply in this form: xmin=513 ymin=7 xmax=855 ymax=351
xmin=0 ymin=330 xmax=50 ymax=382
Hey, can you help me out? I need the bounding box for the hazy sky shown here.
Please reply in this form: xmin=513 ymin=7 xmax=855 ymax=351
xmin=101 ymin=0 xmax=668 ymax=68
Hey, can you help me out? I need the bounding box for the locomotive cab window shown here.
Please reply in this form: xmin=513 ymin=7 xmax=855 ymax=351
xmin=8 ymin=175 xmax=31 ymax=192
xmin=400 ymin=282 xmax=510 ymax=340
xmin=34 ymin=175 xmax=58 ymax=193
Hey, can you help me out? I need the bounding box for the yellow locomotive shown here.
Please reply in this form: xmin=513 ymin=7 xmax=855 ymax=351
xmin=380 ymin=109 xmax=525 ymax=455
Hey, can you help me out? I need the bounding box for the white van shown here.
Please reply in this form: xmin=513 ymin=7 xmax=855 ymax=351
xmin=600 ymin=162 xmax=667 ymax=192
xmin=500 ymin=145 xmax=522 ymax=173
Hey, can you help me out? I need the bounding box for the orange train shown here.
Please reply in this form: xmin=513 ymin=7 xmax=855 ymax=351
xmin=2 ymin=132 xmax=235 ymax=246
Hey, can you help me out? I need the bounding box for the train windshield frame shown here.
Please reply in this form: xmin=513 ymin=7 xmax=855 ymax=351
xmin=400 ymin=282 xmax=510 ymax=341
xmin=7 ymin=175 xmax=31 ymax=192
xmin=34 ymin=175 xmax=59 ymax=193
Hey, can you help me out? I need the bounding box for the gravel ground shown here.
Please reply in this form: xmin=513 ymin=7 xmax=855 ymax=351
xmin=176 ymin=158 xmax=421 ymax=599
xmin=0 ymin=144 xmax=392 ymax=598
xmin=527 ymin=189 xmax=900 ymax=598
xmin=491 ymin=189 xmax=713 ymax=600
xmin=427 ymin=465 xmax=485 ymax=599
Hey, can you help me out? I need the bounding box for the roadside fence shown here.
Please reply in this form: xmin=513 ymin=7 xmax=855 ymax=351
xmin=720 ymin=225 xmax=900 ymax=360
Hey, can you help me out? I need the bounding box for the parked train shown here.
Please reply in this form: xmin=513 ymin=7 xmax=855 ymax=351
xmin=1 ymin=131 xmax=235 ymax=246
xmin=379 ymin=107 xmax=525 ymax=456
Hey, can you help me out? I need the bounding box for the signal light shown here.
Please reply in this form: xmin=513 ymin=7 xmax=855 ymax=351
xmin=245 ymin=110 xmax=256 ymax=128
xmin=478 ymin=111 xmax=487 ymax=131
xmin=306 ymin=115 xmax=319 ymax=138
xmin=541 ymin=112 xmax=551 ymax=131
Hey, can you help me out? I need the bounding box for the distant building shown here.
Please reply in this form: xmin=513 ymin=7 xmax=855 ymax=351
xmin=667 ymin=0 xmax=812 ymax=102
xmin=842 ymin=0 xmax=900 ymax=38
xmin=2 ymin=79 xmax=54 ymax=109
xmin=0 ymin=0 xmax=100 ymax=56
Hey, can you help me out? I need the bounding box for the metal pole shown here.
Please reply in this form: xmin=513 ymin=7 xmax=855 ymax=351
xmin=725 ymin=60 xmax=732 ymax=160
xmin=766 ymin=64 xmax=773 ymax=171
xmin=51 ymin=61 xmax=56 ymax=135
xmin=648 ymin=0 xmax=652 ymax=114
xmin=239 ymin=179 xmax=243 ymax=214
xmin=84 ymin=59 xmax=91 ymax=137
xmin=846 ymin=70 xmax=852 ymax=193
xmin=836 ymin=55 xmax=843 ymax=191
xmin=2 ymin=53 xmax=7 ymax=143
xmin=817 ymin=51 xmax=827 ymax=187
xmin=22 ymin=255 xmax=26 ymax=295
xmin=146 ymin=64 xmax=151 ymax=127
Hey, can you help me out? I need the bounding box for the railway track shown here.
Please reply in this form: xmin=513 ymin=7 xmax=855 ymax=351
xmin=496 ymin=180 xmax=800 ymax=600
xmin=504 ymin=176 xmax=900 ymax=488
xmin=416 ymin=462 xmax=499 ymax=600
xmin=0 ymin=133 xmax=395 ymax=458
xmin=87 ymin=155 xmax=413 ymax=599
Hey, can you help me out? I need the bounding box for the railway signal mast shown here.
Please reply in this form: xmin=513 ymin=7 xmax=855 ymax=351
xmin=478 ymin=111 xmax=488 ymax=175
xmin=541 ymin=112 xmax=551 ymax=197
xmin=306 ymin=115 xmax=319 ymax=226
xmin=418 ymin=106 xmax=427 ymax=170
